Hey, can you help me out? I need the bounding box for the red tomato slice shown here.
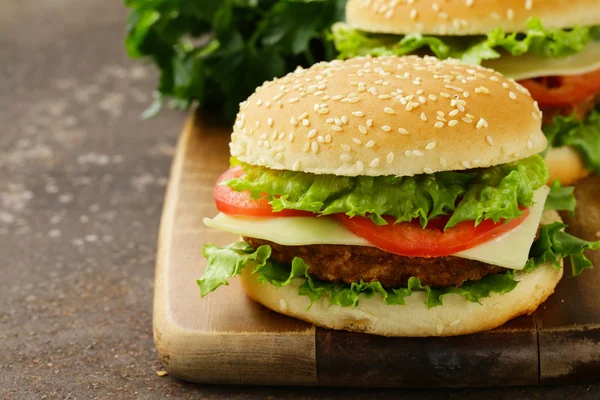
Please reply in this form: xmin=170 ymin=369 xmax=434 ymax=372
xmin=213 ymin=167 xmax=312 ymax=217
xmin=518 ymin=69 xmax=600 ymax=108
xmin=335 ymin=210 xmax=530 ymax=258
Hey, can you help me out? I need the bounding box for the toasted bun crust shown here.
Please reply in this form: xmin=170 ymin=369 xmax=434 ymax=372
xmin=231 ymin=56 xmax=546 ymax=177
xmin=241 ymin=210 xmax=563 ymax=337
xmin=346 ymin=0 xmax=600 ymax=36
xmin=546 ymin=146 xmax=591 ymax=186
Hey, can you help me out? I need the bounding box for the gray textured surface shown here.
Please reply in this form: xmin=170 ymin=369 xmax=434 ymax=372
xmin=1 ymin=1 xmax=599 ymax=399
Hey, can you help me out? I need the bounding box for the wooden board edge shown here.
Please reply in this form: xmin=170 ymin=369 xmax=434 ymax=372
xmin=153 ymin=115 xmax=318 ymax=385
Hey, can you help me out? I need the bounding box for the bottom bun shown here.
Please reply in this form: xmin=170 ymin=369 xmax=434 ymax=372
xmin=241 ymin=262 xmax=562 ymax=337
xmin=240 ymin=210 xmax=564 ymax=337
xmin=546 ymin=146 xmax=591 ymax=186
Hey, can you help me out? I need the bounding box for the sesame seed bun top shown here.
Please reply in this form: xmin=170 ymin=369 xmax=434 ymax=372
xmin=230 ymin=55 xmax=546 ymax=177
xmin=346 ymin=0 xmax=600 ymax=36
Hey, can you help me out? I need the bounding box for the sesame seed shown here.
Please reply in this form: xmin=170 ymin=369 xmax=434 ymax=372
xmin=502 ymin=82 xmax=510 ymax=89
xmin=527 ymin=139 xmax=533 ymax=149
xmin=462 ymin=161 xmax=471 ymax=168
xmin=439 ymin=157 xmax=447 ymax=167
xmin=341 ymin=116 xmax=349 ymax=124
xmin=381 ymin=125 xmax=392 ymax=132
xmin=352 ymin=111 xmax=365 ymax=117
xmin=367 ymin=119 xmax=373 ymax=127
xmin=434 ymin=121 xmax=444 ymax=128
xmin=358 ymin=125 xmax=368 ymax=135
xmin=424 ymin=168 xmax=434 ymax=174
xmin=302 ymin=142 xmax=310 ymax=152
xmin=288 ymin=133 xmax=295 ymax=143
xmin=420 ymin=112 xmax=427 ymax=121
xmin=525 ymin=0 xmax=533 ymax=10
xmin=398 ymin=128 xmax=409 ymax=135
xmin=384 ymin=107 xmax=395 ymax=115
xmin=509 ymin=92 xmax=517 ymax=100
xmin=257 ymin=99 xmax=263 ymax=106
xmin=409 ymin=9 xmax=418 ymax=20
xmin=355 ymin=161 xmax=364 ymax=172
xmin=490 ymin=76 xmax=500 ymax=82
xmin=331 ymin=125 xmax=343 ymax=132
xmin=318 ymin=108 xmax=329 ymax=114
xmin=405 ymin=150 xmax=413 ymax=158
xmin=387 ymin=152 xmax=395 ymax=163
xmin=466 ymin=0 xmax=474 ymax=6
xmin=299 ymin=112 xmax=308 ymax=119
xmin=302 ymin=119 xmax=310 ymax=127
xmin=429 ymin=94 xmax=437 ymax=101
xmin=426 ymin=141 xmax=436 ymax=150
xmin=486 ymin=136 xmax=494 ymax=146
xmin=340 ymin=154 xmax=352 ymax=162
xmin=370 ymin=158 xmax=380 ymax=168
xmin=268 ymin=118 xmax=274 ymax=127
xmin=352 ymin=138 xmax=362 ymax=145
xmin=326 ymin=118 xmax=334 ymax=124
xmin=449 ymin=109 xmax=459 ymax=116
xmin=307 ymin=129 xmax=317 ymax=139
xmin=378 ymin=94 xmax=391 ymax=100
xmin=365 ymin=140 xmax=375 ymax=148
xmin=507 ymin=8 xmax=514 ymax=20
xmin=292 ymin=160 xmax=301 ymax=171
xmin=476 ymin=118 xmax=488 ymax=129
xmin=448 ymin=120 xmax=458 ymax=127
xmin=335 ymin=118 xmax=342 ymax=126
xmin=290 ymin=117 xmax=298 ymax=126
xmin=532 ymin=111 xmax=539 ymax=120
xmin=289 ymin=98 xmax=299 ymax=103
xmin=440 ymin=92 xmax=451 ymax=98
xmin=413 ymin=150 xmax=424 ymax=157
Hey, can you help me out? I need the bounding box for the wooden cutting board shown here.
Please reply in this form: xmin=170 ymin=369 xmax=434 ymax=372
xmin=154 ymin=113 xmax=600 ymax=387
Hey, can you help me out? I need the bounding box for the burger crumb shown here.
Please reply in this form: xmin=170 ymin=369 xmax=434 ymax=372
xmin=279 ymin=299 xmax=288 ymax=311
xmin=436 ymin=321 xmax=444 ymax=334
xmin=156 ymin=370 xmax=168 ymax=377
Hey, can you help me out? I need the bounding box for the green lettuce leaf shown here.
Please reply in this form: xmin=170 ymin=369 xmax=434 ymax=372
xmin=545 ymin=180 xmax=577 ymax=213
xmin=332 ymin=18 xmax=596 ymax=64
xmin=446 ymin=155 xmax=549 ymax=228
xmin=198 ymin=242 xmax=271 ymax=296
xmin=543 ymin=104 xmax=600 ymax=173
xmin=225 ymin=155 xmax=548 ymax=229
xmin=525 ymin=223 xmax=600 ymax=276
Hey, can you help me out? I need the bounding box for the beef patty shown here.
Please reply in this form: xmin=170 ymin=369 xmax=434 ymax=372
xmin=244 ymin=237 xmax=505 ymax=289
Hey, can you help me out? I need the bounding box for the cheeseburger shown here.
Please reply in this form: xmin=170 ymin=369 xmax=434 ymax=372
xmin=199 ymin=56 xmax=599 ymax=337
xmin=334 ymin=0 xmax=600 ymax=185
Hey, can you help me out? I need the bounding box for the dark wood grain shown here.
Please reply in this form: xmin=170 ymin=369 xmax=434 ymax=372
xmin=316 ymin=317 xmax=538 ymax=388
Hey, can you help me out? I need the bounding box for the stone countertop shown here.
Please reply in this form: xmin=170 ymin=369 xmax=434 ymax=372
xmin=1 ymin=1 xmax=598 ymax=399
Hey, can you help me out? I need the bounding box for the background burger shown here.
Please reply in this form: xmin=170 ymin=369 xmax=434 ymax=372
xmin=198 ymin=55 xmax=599 ymax=337
xmin=333 ymin=0 xmax=600 ymax=185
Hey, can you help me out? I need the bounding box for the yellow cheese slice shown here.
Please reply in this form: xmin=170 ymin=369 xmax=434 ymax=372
xmin=483 ymin=41 xmax=600 ymax=80
xmin=203 ymin=187 xmax=549 ymax=270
